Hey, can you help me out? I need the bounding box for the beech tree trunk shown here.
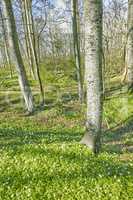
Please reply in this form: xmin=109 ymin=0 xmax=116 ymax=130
xmin=127 ymin=0 xmax=133 ymax=92
xmin=3 ymin=0 xmax=34 ymax=113
xmin=80 ymin=0 xmax=103 ymax=154
xmin=22 ymin=0 xmax=45 ymax=105
xmin=0 ymin=4 xmax=12 ymax=77
xmin=21 ymin=0 xmax=35 ymax=79
xmin=72 ymin=0 xmax=83 ymax=103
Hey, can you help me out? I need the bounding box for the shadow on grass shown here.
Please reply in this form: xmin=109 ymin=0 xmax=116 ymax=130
xmin=0 ymin=115 xmax=133 ymax=155
xmin=103 ymin=115 xmax=133 ymax=154
xmin=0 ymin=122 xmax=133 ymax=191
xmin=0 ymin=127 xmax=81 ymax=150
xmin=0 ymin=144 xmax=133 ymax=190
xmin=0 ymin=94 xmax=55 ymax=114
xmin=105 ymin=84 xmax=128 ymax=100
xmin=0 ymin=95 xmax=24 ymax=112
xmin=105 ymin=84 xmax=126 ymax=94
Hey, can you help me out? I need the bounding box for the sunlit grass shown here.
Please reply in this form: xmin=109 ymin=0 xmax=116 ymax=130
xmin=0 ymin=64 xmax=133 ymax=199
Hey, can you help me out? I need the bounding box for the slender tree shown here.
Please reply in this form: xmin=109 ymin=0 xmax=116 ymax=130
xmin=21 ymin=0 xmax=45 ymax=105
xmin=3 ymin=0 xmax=34 ymax=113
xmin=72 ymin=0 xmax=83 ymax=103
xmin=126 ymin=0 xmax=133 ymax=92
xmin=80 ymin=0 xmax=103 ymax=154
xmin=20 ymin=0 xmax=35 ymax=79
xmin=0 ymin=4 xmax=12 ymax=77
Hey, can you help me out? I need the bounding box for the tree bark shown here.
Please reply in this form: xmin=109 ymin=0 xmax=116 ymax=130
xmin=20 ymin=0 xmax=35 ymax=79
xmin=23 ymin=0 xmax=45 ymax=105
xmin=0 ymin=4 xmax=13 ymax=78
xmin=3 ymin=0 xmax=34 ymax=113
xmin=127 ymin=0 xmax=133 ymax=92
xmin=72 ymin=0 xmax=84 ymax=103
xmin=80 ymin=0 xmax=103 ymax=154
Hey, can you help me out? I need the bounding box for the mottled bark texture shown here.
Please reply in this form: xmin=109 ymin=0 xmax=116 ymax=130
xmin=127 ymin=0 xmax=133 ymax=92
xmin=0 ymin=4 xmax=12 ymax=77
xmin=21 ymin=0 xmax=35 ymax=79
xmin=3 ymin=0 xmax=34 ymax=113
xmin=72 ymin=0 xmax=84 ymax=103
xmin=80 ymin=0 xmax=103 ymax=154
xmin=22 ymin=0 xmax=45 ymax=105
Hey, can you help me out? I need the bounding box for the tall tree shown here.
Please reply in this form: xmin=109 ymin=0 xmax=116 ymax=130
xmin=72 ymin=0 xmax=83 ymax=103
xmin=126 ymin=0 xmax=133 ymax=92
xmin=3 ymin=0 xmax=34 ymax=113
xmin=80 ymin=0 xmax=103 ymax=154
xmin=21 ymin=0 xmax=45 ymax=105
xmin=0 ymin=4 xmax=12 ymax=77
xmin=20 ymin=0 xmax=35 ymax=79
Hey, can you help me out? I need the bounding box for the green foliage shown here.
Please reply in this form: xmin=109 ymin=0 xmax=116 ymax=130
xmin=40 ymin=57 xmax=76 ymax=87
xmin=0 ymin=92 xmax=133 ymax=199
xmin=0 ymin=59 xmax=133 ymax=199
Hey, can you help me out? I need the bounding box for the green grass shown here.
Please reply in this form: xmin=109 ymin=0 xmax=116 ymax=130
xmin=0 ymin=63 xmax=133 ymax=199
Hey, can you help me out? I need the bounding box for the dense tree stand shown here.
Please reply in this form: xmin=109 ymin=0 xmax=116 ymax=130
xmin=3 ymin=0 xmax=34 ymax=113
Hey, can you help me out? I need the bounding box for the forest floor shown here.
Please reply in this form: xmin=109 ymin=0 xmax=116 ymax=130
xmin=0 ymin=63 xmax=133 ymax=200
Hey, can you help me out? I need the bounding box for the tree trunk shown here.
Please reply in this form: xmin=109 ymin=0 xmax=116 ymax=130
xmin=0 ymin=4 xmax=13 ymax=78
xmin=72 ymin=0 xmax=84 ymax=103
xmin=24 ymin=0 xmax=45 ymax=105
xmin=80 ymin=0 xmax=103 ymax=154
xmin=20 ymin=0 xmax=35 ymax=79
xmin=127 ymin=0 xmax=133 ymax=92
xmin=3 ymin=0 xmax=34 ymax=113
